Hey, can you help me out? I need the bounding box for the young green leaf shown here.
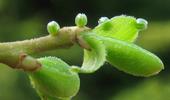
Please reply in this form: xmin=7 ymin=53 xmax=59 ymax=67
xmin=93 ymin=15 xmax=147 ymax=42
xmin=71 ymin=32 xmax=106 ymax=73
xmin=29 ymin=57 xmax=80 ymax=99
xmin=101 ymin=37 xmax=164 ymax=77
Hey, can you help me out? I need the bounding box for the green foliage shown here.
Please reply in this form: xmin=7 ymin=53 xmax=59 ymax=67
xmin=93 ymin=15 xmax=140 ymax=42
xmin=29 ymin=57 xmax=80 ymax=100
xmin=77 ymin=15 xmax=163 ymax=76
xmin=0 ymin=1 xmax=169 ymax=100
xmin=26 ymin=14 xmax=164 ymax=100
xmin=102 ymin=37 xmax=163 ymax=76
xmin=71 ymin=32 xmax=106 ymax=73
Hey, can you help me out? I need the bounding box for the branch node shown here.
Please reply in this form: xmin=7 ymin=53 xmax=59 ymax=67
xmin=17 ymin=53 xmax=41 ymax=72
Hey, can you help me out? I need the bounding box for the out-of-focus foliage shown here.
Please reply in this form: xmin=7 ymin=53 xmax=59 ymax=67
xmin=0 ymin=64 xmax=39 ymax=100
xmin=111 ymin=78 xmax=170 ymax=100
xmin=137 ymin=22 xmax=170 ymax=53
xmin=0 ymin=0 xmax=170 ymax=100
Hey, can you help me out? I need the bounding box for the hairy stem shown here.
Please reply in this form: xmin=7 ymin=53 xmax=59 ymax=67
xmin=0 ymin=26 xmax=90 ymax=71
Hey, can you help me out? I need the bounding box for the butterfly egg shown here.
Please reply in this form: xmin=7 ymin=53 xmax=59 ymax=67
xmin=102 ymin=37 xmax=164 ymax=77
xmin=28 ymin=57 xmax=80 ymax=99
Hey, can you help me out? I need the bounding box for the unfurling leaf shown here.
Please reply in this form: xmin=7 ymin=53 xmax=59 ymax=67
xmin=29 ymin=57 xmax=80 ymax=100
xmin=71 ymin=32 xmax=106 ymax=73
xmin=101 ymin=37 xmax=164 ymax=77
xmin=91 ymin=15 xmax=163 ymax=76
xmin=93 ymin=15 xmax=147 ymax=42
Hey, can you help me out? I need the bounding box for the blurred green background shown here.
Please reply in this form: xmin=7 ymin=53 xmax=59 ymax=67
xmin=0 ymin=0 xmax=170 ymax=100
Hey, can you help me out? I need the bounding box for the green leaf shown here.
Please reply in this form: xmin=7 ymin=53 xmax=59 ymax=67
xmin=93 ymin=15 xmax=145 ymax=42
xmin=71 ymin=32 xmax=106 ymax=73
xmin=101 ymin=37 xmax=164 ymax=77
xmin=29 ymin=57 xmax=80 ymax=99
